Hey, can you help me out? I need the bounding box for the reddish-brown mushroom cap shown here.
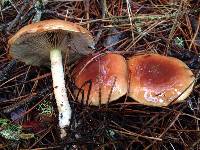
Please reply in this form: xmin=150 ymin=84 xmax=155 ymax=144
xmin=8 ymin=19 xmax=94 ymax=66
xmin=128 ymin=54 xmax=195 ymax=107
xmin=8 ymin=19 xmax=93 ymax=45
xmin=72 ymin=53 xmax=128 ymax=106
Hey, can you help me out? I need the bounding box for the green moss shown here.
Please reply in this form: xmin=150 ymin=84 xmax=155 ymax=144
xmin=0 ymin=119 xmax=22 ymax=140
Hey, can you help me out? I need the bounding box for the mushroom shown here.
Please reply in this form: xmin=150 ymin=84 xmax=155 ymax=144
xmin=8 ymin=19 xmax=94 ymax=137
xmin=127 ymin=54 xmax=195 ymax=107
xmin=72 ymin=53 xmax=128 ymax=106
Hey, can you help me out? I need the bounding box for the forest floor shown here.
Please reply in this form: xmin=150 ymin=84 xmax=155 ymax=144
xmin=0 ymin=0 xmax=200 ymax=149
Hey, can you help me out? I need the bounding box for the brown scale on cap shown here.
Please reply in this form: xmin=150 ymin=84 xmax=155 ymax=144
xmin=72 ymin=53 xmax=128 ymax=106
xmin=128 ymin=54 xmax=195 ymax=107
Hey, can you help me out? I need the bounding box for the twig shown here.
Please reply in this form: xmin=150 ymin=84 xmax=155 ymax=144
xmin=1 ymin=87 xmax=50 ymax=113
xmin=0 ymin=60 xmax=17 ymax=82
xmin=6 ymin=0 xmax=28 ymax=32
xmin=189 ymin=15 xmax=200 ymax=50
xmin=144 ymin=112 xmax=181 ymax=150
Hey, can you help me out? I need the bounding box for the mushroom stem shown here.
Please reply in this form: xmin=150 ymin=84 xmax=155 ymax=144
xmin=50 ymin=48 xmax=71 ymax=138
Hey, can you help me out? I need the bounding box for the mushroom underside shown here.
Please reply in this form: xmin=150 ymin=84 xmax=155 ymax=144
xmin=10 ymin=30 xmax=93 ymax=66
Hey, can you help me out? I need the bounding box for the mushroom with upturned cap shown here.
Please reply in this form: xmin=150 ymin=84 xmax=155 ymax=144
xmin=127 ymin=54 xmax=195 ymax=107
xmin=8 ymin=19 xmax=95 ymax=138
xmin=72 ymin=53 xmax=128 ymax=106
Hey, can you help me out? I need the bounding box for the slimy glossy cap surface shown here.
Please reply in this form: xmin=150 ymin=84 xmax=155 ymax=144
xmin=73 ymin=53 xmax=128 ymax=106
xmin=8 ymin=19 xmax=94 ymax=66
xmin=128 ymin=54 xmax=195 ymax=107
